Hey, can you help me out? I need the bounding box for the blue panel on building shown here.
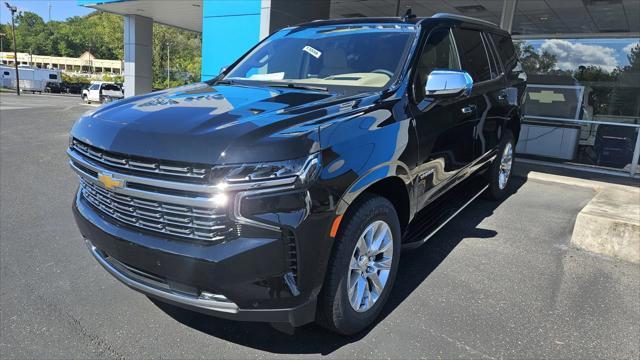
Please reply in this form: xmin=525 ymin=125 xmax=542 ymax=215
xmin=201 ymin=0 xmax=262 ymax=80
xmin=203 ymin=0 xmax=262 ymax=17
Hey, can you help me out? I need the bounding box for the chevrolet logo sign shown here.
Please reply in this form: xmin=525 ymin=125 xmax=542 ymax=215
xmin=97 ymin=172 xmax=124 ymax=190
xmin=528 ymin=90 xmax=565 ymax=104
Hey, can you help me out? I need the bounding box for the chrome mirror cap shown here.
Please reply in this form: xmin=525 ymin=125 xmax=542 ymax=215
xmin=424 ymin=70 xmax=473 ymax=98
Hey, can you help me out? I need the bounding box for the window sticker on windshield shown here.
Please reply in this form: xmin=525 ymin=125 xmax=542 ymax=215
xmin=248 ymin=72 xmax=285 ymax=80
xmin=303 ymin=46 xmax=322 ymax=59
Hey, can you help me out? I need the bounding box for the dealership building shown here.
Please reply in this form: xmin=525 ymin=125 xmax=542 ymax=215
xmin=77 ymin=0 xmax=639 ymax=178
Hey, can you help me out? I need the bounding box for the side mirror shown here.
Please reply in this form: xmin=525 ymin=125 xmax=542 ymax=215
xmin=424 ymin=70 xmax=473 ymax=98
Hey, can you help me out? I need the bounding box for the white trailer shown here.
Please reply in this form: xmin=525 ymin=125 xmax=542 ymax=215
xmin=1 ymin=66 xmax=61 ymax=93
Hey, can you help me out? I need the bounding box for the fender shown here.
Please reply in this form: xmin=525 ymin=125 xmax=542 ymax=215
xmin=335 ymin=161 xmax=413 ymax=217
xmin=504 ymin=106 xmax=522 ymax=142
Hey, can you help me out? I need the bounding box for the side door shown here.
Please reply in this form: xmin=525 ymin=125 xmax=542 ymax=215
xmin=478 ymin=31 xmax=510 ymax=160
xmin=452 ymin=27 xmax=505 ymax=163
xmin=88 ymin=84 xmax=101 ymax=101
xmin=409 ymin=26 xmax=480 ymax=210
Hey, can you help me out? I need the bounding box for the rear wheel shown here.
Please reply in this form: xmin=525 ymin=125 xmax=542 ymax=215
xmin=317 ymin=194 xmax=401 ymax=335
xmin=485 ymin=130 xmax=515 ymax=200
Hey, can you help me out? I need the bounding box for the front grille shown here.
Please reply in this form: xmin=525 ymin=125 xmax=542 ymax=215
xmin=71 ymin=139 xmax=210 ymax=181
xmin=80 ymin=178 xmax=236 ymax=242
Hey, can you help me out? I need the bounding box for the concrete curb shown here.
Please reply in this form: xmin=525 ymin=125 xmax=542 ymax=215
xmin=517 ymin=170 xmax=640 ymax=263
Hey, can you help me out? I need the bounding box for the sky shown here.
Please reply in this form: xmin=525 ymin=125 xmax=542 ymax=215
xmin=522 ymin=38 xmax=639 ymax=72
xmin=0 ymin=0 xmax=94 ymax=24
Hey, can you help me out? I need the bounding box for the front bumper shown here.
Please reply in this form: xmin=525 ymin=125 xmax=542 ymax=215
xmin=73 ymin=192 xmax=318 ymax=326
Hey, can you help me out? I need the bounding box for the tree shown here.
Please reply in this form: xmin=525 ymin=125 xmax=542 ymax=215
xmin=14 ymin=11 xmax=50 ymax=55
xmin=151 ymin=23 xmax=201 ymax=89
xmin=2 ymin=10 xmax=200 ymax=87
xmin=514 ymin=42 xmax=557 ymax=74
xmin=625 ymin=43 xmax=640 ymax=71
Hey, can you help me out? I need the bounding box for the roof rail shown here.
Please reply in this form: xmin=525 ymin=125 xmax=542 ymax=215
xmin=431 ymin=12 xmax=499 ymax=28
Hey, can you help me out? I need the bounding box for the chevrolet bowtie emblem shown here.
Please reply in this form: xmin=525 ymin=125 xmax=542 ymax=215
xmin=98 ymin=172 xmax=124 ymax=190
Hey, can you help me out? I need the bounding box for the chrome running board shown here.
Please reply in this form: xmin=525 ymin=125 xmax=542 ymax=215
xmin=403 ymin=177 xmax=489 ymax=249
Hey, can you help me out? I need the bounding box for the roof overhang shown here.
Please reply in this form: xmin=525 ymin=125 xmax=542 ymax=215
xmin=78 ymin=0 xmax=203 ymax=32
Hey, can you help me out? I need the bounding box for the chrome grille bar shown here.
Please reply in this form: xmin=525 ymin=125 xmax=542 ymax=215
xmin=68 ymin=148 xmax=298 ymax=196
xmin=71 ymin=138 xmax=209 ymax=179
xmin=80 ymin=178 xmax=234 ymax=242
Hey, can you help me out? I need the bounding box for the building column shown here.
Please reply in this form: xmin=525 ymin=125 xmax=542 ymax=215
xmin=500 ymin=0 xmax=518 ymax=33
xmin=124 ymin=14 xmax=152 ymax=97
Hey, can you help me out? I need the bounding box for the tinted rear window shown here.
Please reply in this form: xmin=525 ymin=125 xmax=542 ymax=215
xmin=102 ymin=84 xmax=120 ymax=91
xmin=453 ymin=28 xmax=492 ymax=82
xmin=49 ymin=74 xmax=57 ymax=80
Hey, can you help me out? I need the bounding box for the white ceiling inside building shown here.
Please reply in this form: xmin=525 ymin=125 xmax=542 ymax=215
xmin=513 ymin=0 xmax=639 ymax=35
xmin=87 ymin=0 xmax=639 ymax=35
xmin=329 ymin=0 xmax=640 ymax=35
xmin=87 ymin=0 xmax=203 ymax=32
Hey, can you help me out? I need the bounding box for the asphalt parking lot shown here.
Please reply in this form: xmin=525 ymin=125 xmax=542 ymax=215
xmin=1 ymin=92 xmax=639 ymax=359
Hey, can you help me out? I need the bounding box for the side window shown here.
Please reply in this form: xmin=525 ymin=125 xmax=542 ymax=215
xmin=89 ymin=84 xmax=100 ymax=90
xmin=453 ymin=28 xmax=492 ymax=83
xmin=490 ymin=32 xmax=517 ymax=73
xmin=48 ymin=74 xmax=57 ymax=80
xmin=3 ymin=71 xmax=10 ymax=76
xmin=483 ymin=33 xmax=501 ymax=78
xmin=415 ymin=28 xmax=461 ymax=102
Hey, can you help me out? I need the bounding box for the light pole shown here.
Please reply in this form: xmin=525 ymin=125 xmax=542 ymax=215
xmin=0 ymin=33 xmax=5 ymax=54
xmin=5 ymin=2 xmax=20 ymax=95
xmin=166 ymin=42 xmax=170 ymax=87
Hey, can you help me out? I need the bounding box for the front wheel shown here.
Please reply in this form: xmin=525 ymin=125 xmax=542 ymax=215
xmin=485 ymin=130 xmax=515 ymax=200
xmin=317 ymin=194 xmax=401 ymax=335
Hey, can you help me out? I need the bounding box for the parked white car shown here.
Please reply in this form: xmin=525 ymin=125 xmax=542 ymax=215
xmin=82 ymin=82 xmax=124 ymax=103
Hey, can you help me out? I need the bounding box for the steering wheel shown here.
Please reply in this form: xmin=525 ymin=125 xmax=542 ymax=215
xmin=371 ymin=69 xmax=394 ymax=77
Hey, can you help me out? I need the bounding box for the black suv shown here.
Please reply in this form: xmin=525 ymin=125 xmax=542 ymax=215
xmin=69 ymin=13 xmax=525 ymax=335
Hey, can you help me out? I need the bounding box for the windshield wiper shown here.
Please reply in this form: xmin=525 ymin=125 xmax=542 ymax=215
xmin=268 ymin=83 xmax=328 ymax=92
xmin=214 ymin=79 xmax=234 ymax=85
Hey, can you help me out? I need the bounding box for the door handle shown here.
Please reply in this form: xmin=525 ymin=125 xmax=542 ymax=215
xmin=461 ymin=105 xmax=476 ymax=114
xmin=498 ymin=93 xmax=508 ymax=101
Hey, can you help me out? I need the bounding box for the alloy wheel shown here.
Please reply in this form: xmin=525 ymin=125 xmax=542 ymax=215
xmin=346 ymin=220 xmax=393 ymax=312
xmin=498 ymin=142 xmax=513 ymax=190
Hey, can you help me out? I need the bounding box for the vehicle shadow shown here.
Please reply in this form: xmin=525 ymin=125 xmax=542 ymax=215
xmin=151 ymin=176 xmax=527 ymax=355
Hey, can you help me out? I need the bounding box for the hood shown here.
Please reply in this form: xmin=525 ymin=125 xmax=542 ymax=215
xmin=71 ymin=82 xmax=369 ymax=165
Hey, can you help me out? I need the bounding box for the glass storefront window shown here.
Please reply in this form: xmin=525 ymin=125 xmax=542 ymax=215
xmin=515 ymin=37 xmax=640 ymax=174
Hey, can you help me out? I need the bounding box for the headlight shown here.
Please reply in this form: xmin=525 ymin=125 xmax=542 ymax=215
xmin=213 ymin=154 xmax=319 ymax=232
xmin=211 ymin=154 xmax=318 ymax=183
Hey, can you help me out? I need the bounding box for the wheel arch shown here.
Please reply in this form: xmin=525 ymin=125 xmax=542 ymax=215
xmin=334 ymin=165 xmax=413 ymax=236
xmin=505 ymin=108 xmax=522 ymax=143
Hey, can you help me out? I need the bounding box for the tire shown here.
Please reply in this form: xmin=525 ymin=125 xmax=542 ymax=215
xmin=484 ymin=130 xmax=515 ymax=201
xmin=317 ymin=194 xmax=401 ymax=335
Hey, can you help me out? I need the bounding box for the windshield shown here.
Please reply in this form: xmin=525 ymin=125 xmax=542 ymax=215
xmin=225 ymin=24 xmax=417 ymax=90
